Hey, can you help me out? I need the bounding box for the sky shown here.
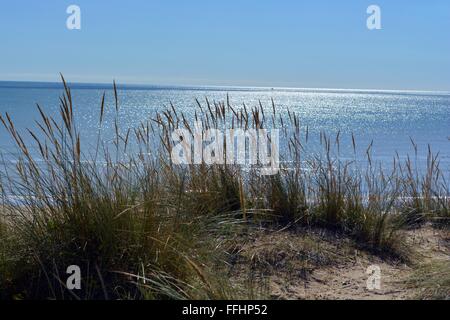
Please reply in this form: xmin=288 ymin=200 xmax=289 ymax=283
xmin=0 ymin=0 xmax=449 ymax=91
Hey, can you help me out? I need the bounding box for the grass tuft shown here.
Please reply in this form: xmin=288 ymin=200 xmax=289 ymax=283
xmin=0 ymin=78 xmax=448 ymax=299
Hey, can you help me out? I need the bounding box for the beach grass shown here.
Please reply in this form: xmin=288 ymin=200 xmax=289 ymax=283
xmin=0 ymin=77 xmax=448 ymax=299
xmin=406 ymin=261 xmax=450 ymax=300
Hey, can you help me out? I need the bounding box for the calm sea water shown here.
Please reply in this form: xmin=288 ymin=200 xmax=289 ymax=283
xmin=0 ymin=81 xmax=449 ymax=172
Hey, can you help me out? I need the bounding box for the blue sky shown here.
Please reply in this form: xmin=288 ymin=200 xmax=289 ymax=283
xmin=0 ymin=0 xmax=449 ymax=90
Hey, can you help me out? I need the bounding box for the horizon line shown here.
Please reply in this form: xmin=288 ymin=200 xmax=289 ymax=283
xmin=0 ymin=79 xmax=449 ymax=96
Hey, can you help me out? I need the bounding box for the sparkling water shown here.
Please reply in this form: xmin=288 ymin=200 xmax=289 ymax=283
xmin=0 ymin=81 xmax=448 ymax=173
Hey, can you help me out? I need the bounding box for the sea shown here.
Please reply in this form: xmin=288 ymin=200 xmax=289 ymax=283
xmin=0 ymin=81 xmax=449 ymax=174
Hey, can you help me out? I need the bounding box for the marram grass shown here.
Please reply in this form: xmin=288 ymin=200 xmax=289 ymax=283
xmin=0 ymin=77 xmax=448 ymax=299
